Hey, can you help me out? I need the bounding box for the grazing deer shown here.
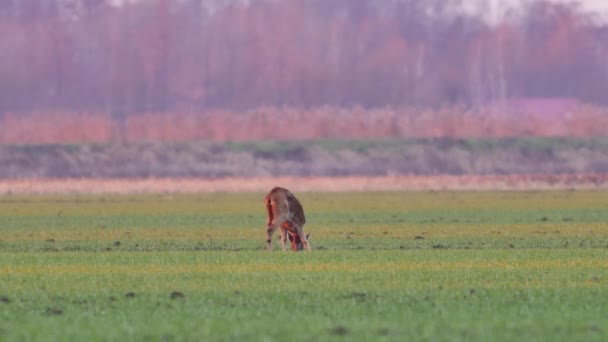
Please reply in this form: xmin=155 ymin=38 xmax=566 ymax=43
xmin=265 ymin=187 xmax=311 ymax=252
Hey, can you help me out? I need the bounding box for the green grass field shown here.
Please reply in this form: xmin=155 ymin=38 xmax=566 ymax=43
xmin=1 ymin=191 xmax=607 ymax=341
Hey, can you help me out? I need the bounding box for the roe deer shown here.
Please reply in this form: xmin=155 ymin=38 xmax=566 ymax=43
xmin=265 ymin=187 xmax=311 ymax=252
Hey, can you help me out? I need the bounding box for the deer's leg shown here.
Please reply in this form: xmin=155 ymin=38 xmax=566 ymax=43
xmin=294 ymin=224 xmax=311 ymax=252
xmin=266 ymin=223 xmax=278 ymax=251
xmin=282 ymin=220 xmax=299 ymax=251
xmin=279 ymin=226 xmax=289 ymax=252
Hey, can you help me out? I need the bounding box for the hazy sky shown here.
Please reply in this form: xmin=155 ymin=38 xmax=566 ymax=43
xmin=109 ymin=0 xmax=608 ymax=10
xmin=459 ymin=0 xmax=608 ymax=23
xmin=515 ymin=0 xmax=608 ymax=13
xmin=562 ymin=0 xmax=608 ymax=12
xmin=108 ymin=0 xmax=608 ymax=19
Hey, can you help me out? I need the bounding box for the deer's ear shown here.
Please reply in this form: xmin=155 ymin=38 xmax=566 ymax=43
xmin=306 ymin=233 xmax=310 ymax=239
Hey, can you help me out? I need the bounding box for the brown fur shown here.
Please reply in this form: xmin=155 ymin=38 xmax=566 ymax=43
xmin=265 ymin=187 xmax=311 ymax=252
xmin=282 ymin=221 xmax=310 ymax=251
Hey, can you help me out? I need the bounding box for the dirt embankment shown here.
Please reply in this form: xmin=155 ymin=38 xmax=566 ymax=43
xmin=1 ymin=174 xmax=608 ymax=195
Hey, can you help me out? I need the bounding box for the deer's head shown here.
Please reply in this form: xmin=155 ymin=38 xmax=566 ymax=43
xmin=288 ymin=232 xmax=311 ymax=251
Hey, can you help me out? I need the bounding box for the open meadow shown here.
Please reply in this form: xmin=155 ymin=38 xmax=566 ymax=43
xmin=1 ymin=190 xmax=607 ymax=341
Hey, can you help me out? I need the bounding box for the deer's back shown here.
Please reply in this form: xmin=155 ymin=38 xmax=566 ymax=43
xmin=265 ymin=187 xmax=306 ymax=226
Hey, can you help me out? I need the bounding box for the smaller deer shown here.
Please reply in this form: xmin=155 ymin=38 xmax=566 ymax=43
xmin=265 ymin=187 xmax=311 ymax=252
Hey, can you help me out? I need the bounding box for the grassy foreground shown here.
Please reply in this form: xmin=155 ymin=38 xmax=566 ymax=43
xmin=1 ymin=191 xmax=607 ymax=341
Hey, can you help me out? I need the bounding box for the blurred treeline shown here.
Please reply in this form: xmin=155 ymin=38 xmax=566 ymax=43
xmin=1 ymin=0 xmax=608 ymax=143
